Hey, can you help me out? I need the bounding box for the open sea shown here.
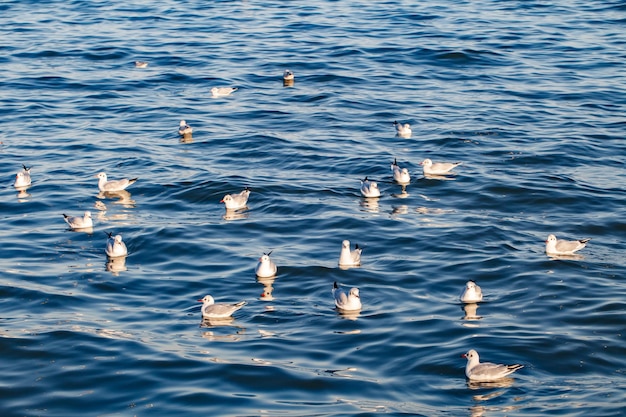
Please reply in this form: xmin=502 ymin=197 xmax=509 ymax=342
xmin=1 ymin=0 xmax=625 ymax=416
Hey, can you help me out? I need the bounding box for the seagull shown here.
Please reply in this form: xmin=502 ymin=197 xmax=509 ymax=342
xmin=462 ymin=349 xmax=523 ymax=382
xmin=63 ymin=211 xmax=93 ymax=230
xmin=134 ymin=61 xmax=148 ymax=68
xmin=332 ymin=281 xmax=362 ymax=311
xmin=105 ymin=232 xmax=128 ymax=258
xmin=391 ymin=158 xmax=411 ymax=184
xmin=211 ymin=87 xmax=238 ymax=97
xmin=198 ymin=295 xmax=246 ymax=319
xmin=96 ymin=172 xmax=138 ymax=192
xmin=545 ymin=234 xmax=591 ymax=256
xmin=255 ymin=252 xmax=277 ymax=278
xmin=221 ymin=187 xmax=251 ymax=210
xmin=360 ymin=177 xmax=381 ymax=198
xmin=283 ymin=69 xmax=294 ymax=81
xmin=14 ymin=165 xmax=31 ymax=188
xmin=420 ymin=158 xmax=462 ymax=176
xmin=460 ymin=280 xmax=483 ymax=303
xmin=178 ymin=120 xmax=193 ymax=136
xmin=339 ymin=240 xmax=361 ymax=267
xmin=393 ymin=120 xmax=412 ymax=138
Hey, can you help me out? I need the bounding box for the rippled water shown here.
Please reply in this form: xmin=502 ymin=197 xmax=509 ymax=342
xmin=1 ymin=0 xmax=625 ymax=415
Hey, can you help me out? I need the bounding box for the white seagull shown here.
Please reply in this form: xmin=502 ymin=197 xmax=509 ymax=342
xmin=339 ymin=240 xmax=362 ymax=267
xmin=393 ymin=120 xmax=412 ymax=138
xmin=391 ymin=158 xmax=411 ymax=184
xmin=178 ymin=120 xmax=193 ymax=136
xmin=211 ymin=87 xmax=238 ymax=97
xmin=460 ymin=280 xmax=483 ymax=303
xmin=221 ymin=188 xmax=251 ymax=210
xmin=332 ymin=281 xmax=362 ymax=311
xmin=134 ymin=61 xmax=148 ymax=68
xmin=420 ymin=158 xmax=462 ymax=176
xmin=198 ymin=295 xmax=246 ymax=319
xmin=545 ymin=234 xmax=591 ymax=256
xmin=14 ymin=165 xmax=32 ymax=188
xmin=63 ymin=211 xmax=93 ymax=230
xmin=360 ymin=177 xmax=381 ymax=198
xmin=462 ymin=349 xmax=523 ymax=382
xmin=96 ymin=172 xmax=138 ymax=192
xmin=105 ymin=232 xmax=128 ymax=258
xmin=255 ymin=252 xmax=277 ymax=278
xmin=283 ymin=69 xmax=294 ymax=81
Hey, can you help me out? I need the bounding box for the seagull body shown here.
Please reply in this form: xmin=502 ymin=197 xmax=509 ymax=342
xmin=105 ymin=232 xmax=128 ymax=258
xmin=462 ymin=349 xmax=523 ymax=382
xmin=134 ymin=61 xmax=148 ymax=68
xmin=198 ymin=295 xmax=246 ymax=319
xmin=14 ymin=165 xmax=31 ymax=188
xmin=283 ymin=69 xmax=294 ymax=81
xmin=221 ymin=188 xmax=251 ymax=210
xmin=393 ymin=120 xmax=412 ymax=138
xmin=460 ymin=280 xmax=483 ymax=303
xmin=63 ymin=211 xmax=93 ymax=230
xmin=178 ymin=120 xmax=193 ymax=136
xmin=211 ymin=87 xmax=238 ymax=97
xmin=420 ymin=159 xmax=462 ymax=176
xmin=255 ymin=252 xmax=277 ymax=278
xmin=360 ymin=177 xmax=380 ymax=198
xmin=339 ymin=240 xmax=361 ymax=267
xmin=333 ymin=281 xmax=361 ymax=311
xmin=545 ymin=234 xmax=590 ymax=256
xmin=96 ymin=172 xmax=138 ymax=192
xmin=391 ymin=158 xmax=411 ymax=184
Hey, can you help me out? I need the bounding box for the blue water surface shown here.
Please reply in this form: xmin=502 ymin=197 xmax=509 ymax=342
xmin=1 ymin=0 xmax=625 ymax=416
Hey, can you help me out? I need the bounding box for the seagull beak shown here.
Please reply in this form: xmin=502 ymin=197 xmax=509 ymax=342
xmin=197 ymin=299 xmax=203 ymax=302
xmin=461 ymin=353 xmax=467 ymax=358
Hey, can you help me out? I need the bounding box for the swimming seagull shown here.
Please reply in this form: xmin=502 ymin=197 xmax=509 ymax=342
xmin=283 ymin=69 xmax=295 ymax=81
xmin=96 ymin=172 xmax=138 ymax=192
xmin=134 ymin=61 xmax=148 ymax=68
xmin=360 ymin=177 xmax=381 ymax=198
xmin=391 ymin=158 xmax=411 ymax=184
xmin=332 ymin=281 xmax=362 ymax=311
xmin=339 ymin=240 xmax=362 ymax=267
xmin=14 ymin=165 xmax=32 ymax=188
xmin=198 ymin=295 xmax=246 ymax=319
xmin=462 ymin=349 xmax=523 ymax=382
xmin=178 ymin=120 xmax=193 ymax=136
xmin=393 ymin=120 xmax=412 ymax=138
xmin=105 ymin=232 xmax=128 ymax=258
xmin=420 ymin=158 xmax=462 ymax=176
xmin=255 ymin=252 xmax=277 ymax=278
xmin=220 ymin=187 xmax=251 ymax=210
xmin=460 ymin=280 xmax=483 ymax=303
xmin=545 ymin=234 xmax=590 ymax=256
xmin=211 ymin=87 xmax=238 ymax=97
xmin=63 ymin=211 xmax=93 ymax=230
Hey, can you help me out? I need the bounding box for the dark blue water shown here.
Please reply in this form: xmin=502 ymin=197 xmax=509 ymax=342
xmin=1 ymin=0 xmax=625 ymax=415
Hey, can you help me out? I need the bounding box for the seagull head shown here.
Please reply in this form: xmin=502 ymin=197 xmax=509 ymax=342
xmin=198 ymin=295 xmax=215 ymax=305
